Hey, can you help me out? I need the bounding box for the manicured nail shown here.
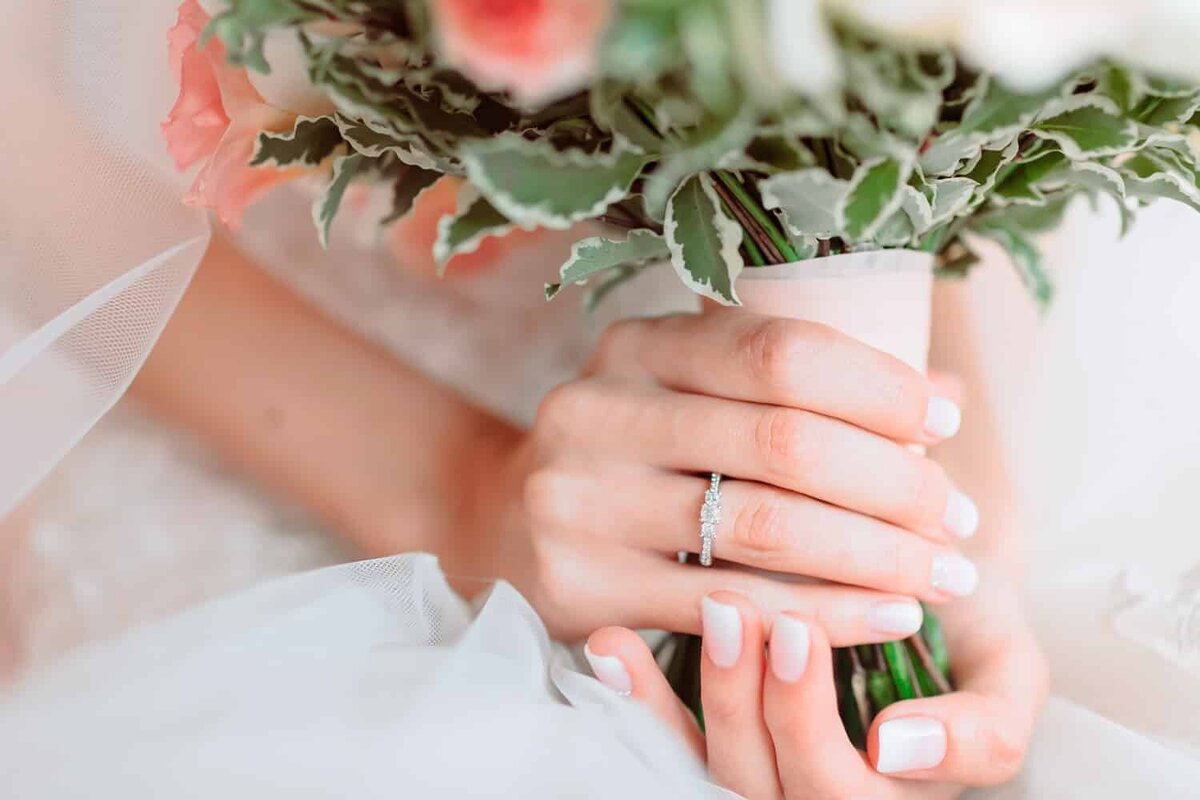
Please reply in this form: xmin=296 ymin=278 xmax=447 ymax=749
xmin=702 ymin=596 xmax=743 ymax=669
xmin=931 ymin=553 xmax=979 ymax=597
xmin=924 ymin=396 xmax=962 ymax=439
xmin=942 ymin=489 xmax=979 ymax=539
xmin=875 ymin=717 xmax=947 ymax=774
xmin=867 ymin=601 xmax=923 ymax=637
xmin=770 ymin=615 xmax=811 ymax=682
xmin=584 ymin=644 xmax=632 ymax=696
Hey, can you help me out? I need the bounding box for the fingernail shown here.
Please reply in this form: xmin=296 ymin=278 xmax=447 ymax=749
xmin=702 ymin=596 xmax=743 ymax=669
xmin=924 ymin=396 xmax=962 ymax=439
xmin=584 ymin=644 xmax=632 ymax=696
xmin=867 ymin=601 xmax=923 ymax=637
xmin=931 ymin=553 xmax=979 ymax=597
xmin=770 ymin=615 xmax=811 ymax=682
xmin=942 ymin=489 xmax=979 ymax=539
xmin=875 ymin=717 xmax=947 ymax=774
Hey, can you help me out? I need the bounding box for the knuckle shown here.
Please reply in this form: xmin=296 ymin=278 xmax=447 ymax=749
xmin=699 ymin=685 xmax=745 ymax=727
xmin=535 ymin=382 xmax=590 ymax=435
xmin=738 ymin=318 xmax=805 ymax=390
xmin=594 ymin=318 xmax=644 ymax=366
xmin=732 ymin=494 xmax=791 ymax=556
xmin=755 ymin=408 xmax=812 ymax=478
xmin=875 ymin=366 xmax=927 ymax=434
xmin=983 ymin=719 xmax=1030 ymax=781
xmin=522 ymin=468 xmax=579 ymax=530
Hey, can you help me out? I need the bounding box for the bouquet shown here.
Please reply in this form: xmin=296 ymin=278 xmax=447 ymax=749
xmin=165 ymin=0 xmax=1200 ymax=743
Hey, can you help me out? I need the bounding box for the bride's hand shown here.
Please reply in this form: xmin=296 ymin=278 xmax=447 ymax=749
xmin=480 ymin=309 xmax=980 ymax=640
xmin=586 ymin=588 xmax=1046 ymax=798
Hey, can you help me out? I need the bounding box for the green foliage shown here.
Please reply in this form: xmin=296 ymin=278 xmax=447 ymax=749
xmin=664 ymin=175 xmax=744 ymax=304
xmin=200 ymin=0 xmax=1200 ymax=308
xmin=545 ymin=230 xmax=670 ymax=300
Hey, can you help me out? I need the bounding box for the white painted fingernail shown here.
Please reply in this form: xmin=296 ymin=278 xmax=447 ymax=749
xmin=942 ymin=489 xmax=979 ymax=539
xmin=702 ymin=597 xmax=743 ymax=669
xmin=924 ymin=396 xmax=962 ymax=439
xmin=584 ymin=644 xmax=632 ymax=696
xmin=931 ymin=553 xmax=979 ymax=598
xmin=875 ymin=717 xmax=947 ymax=774
xmin=867 ymin=601 xmax=923 ymax=637
xmin=770 ymin=615 xmax=811 ymax=682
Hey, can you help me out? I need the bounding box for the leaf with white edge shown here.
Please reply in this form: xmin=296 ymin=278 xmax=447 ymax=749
xmin=1122 ymin=164 xmax=1200 ymax=213
xmin=919 ymin=132 xmax=983 ymax=178
xmin=381 ymin=167 xmax=441 ymax=225
xmin=900 ymin=186 xmax=933 ymax=233
xmin=545 ymin=230 xmax=669 ymax=300
xmin=759 ymin=169 xmax=849 ymax=239
xmin=664 ymin=174 xmax=744 ymax=305
xmin=1032 ymin=96 xmax=1138 ymax=159
xmin=838 ymin=157 xmax=912 ymax=242
xmin=433 ymin=186 xmax=519 ymax=271
xmin=1065 ymin=162 xmax=1126 ymax=198
xmin=875 ymin=206 xmax=917 ymax=247
xmin=1134 ymin=92 xmax=1200 ymax=126
xmin=1096 ymin=65 xmax=1148 ymax=112
xmin=642 ymin=111 xmax=757 ymax=221
xmin=995 ymin=151 xmax=1067 ymax=205
xmin=312 ymin=154 xmax=364 ymax=248
xmin=959 ymin=76 xmax=1057 ymax=137
xmin=928 ymin=177 xmax=977 ymax=226
xmin=252 ymin=116 xmax=344 ymax=168
xmin=963 ymin=139 xmax=1020 ymax=202
xmin=975 ymin=222 xmax=1053 ymax=309
xmin=461 ymin=135 xmax=647 ymax=229
xmin=333 ymin=116 xmax=443 ymax=170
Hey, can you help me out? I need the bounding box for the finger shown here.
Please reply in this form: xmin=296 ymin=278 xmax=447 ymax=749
xmin=594 ymin=553 xmax=926 ymax=646
xmin=593 ymin=311 xmax=962 ymax=444
xmin=867 ymin=632 xmax=1046 ymax=785
xmin=927 ymin=370 xmax=965 ymax=408
xmin=593 ymin=467 xmax=978 ymax=600
xmin=537 ymin=381 xmax=978 ymax=540
xmin=698 ymin=592 xmax=781 ymax=799
xmin=763 ymin=614 xmax=891 ymax=800
xmin=584 ymin=627 xmax=705 ymax=759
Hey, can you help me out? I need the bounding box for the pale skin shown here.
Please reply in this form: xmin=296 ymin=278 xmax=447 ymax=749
xmin=131 ymin=233 xmax=1046 ymax=794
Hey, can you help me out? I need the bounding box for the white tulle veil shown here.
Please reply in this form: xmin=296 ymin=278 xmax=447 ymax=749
xmin=0 ymin=0 xmax=209 ymax=518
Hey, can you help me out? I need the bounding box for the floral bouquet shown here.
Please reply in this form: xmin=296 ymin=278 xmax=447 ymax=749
xmin=166 ymin=0 xmax=1200 ymax=743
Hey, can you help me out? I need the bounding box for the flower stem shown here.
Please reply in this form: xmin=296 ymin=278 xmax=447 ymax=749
xmin=714 ymin=171 xmax=799 ymax=263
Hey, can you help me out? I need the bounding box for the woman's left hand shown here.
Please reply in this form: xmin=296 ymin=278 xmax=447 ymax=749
xmin=586 ymin=582 xmax=1046 ymax=798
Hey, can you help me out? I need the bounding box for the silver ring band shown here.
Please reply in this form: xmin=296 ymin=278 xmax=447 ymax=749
xmin=699 ymin=472 xmax=722 ymax=567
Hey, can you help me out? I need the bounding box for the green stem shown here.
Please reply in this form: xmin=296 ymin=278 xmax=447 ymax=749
xmin=715 ymin=171 xmax=799 ymax=263
xmin=743 ymin=234 xmax=767 ymax=266
xmin=882 ymin=641 xmax=918 ymax=700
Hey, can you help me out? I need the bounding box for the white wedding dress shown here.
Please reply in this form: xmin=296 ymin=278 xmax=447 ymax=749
xmin=3 ymin=1 xmax=1200 ymax=797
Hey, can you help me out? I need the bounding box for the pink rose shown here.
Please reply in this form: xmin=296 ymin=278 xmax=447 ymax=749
xmin=161 ymin=0 xmax=306 ymax=228
xmin=430 ymin=0 xmax=612 ymax=108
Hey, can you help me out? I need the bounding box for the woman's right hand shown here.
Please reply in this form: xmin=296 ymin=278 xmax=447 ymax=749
xmin=477 ymin=308 xmax=980 ymax=641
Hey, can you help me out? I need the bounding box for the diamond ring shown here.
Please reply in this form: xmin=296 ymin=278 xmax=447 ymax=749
xmin=699 ymin=472 xmax=722 ymax=567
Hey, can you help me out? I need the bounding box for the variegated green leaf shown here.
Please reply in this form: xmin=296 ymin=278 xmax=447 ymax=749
xmin=928 ymin=178 xmax=977 ymax=226
xmin=959 ymin=76 xmax=1057 ymax=137
xmin=381 ymin=167 xmax=441 ymax=225
xmin=433 ymin=186 xmax=518 ymax=271
xmin=838 ymin=157 xmax=913 ymax=242
xmin=664 ymin=174 xmax=744 ymax=305
xmin=642 ymin=111 xmax=757 ymax=220
xmin=333 ymin=116 xmax=443 ymax=170
xmin=545 ymin=230 xmax=669 ymax=300
xmin=759 ymin=169 xmax=849 ymax=239
xmin=995 ymin=151 xmax=1067 ymax=205
xmin=1032 ymin=97 xmax=1139 ymax=159
xmin=461 ymin=135 xmax=647 ymax=229
xmin=919 ymin=132 xmax=983 ymax=178
xmin=252 ymin=116 xmax=344 ymax=168
xmin=312 ymin=153 xmax=364 ymax=248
